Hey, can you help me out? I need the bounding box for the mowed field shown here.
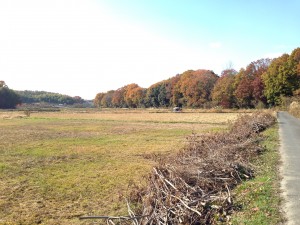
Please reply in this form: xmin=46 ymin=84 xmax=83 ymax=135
xmin=0 ymin=109 xmax=239 ymax=224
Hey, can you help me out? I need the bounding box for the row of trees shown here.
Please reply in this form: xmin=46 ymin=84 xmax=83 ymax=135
xmin=0 ymin=83 xmax=86 ymax=109
xmin=94 ymin=70 xmax=218 ymax=108
xmin=0 ymin=81 xmax=21 ymax=109
xmin=212 ymin=58 xmax=271 ymax=108
xmin=16 ymin=90 xmax=84 ymax=105
xmin=94 ymin=47 xmax=300 ymax=108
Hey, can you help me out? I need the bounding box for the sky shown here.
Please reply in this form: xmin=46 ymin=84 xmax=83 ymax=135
xmin=0 ymin=0 xmax=299 ymax=99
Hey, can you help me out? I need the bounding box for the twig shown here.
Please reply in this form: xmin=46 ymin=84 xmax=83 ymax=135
xmin=171 ymin=195 xmax=202 ymax=217
xmin=126 ymin=199 xmax=139 ymax=225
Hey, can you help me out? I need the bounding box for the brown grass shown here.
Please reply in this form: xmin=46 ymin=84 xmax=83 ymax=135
xmin=30 ymin=110 xmax=239 ymax=124
xmin=0 ymin=109 xmax=239 ymax=224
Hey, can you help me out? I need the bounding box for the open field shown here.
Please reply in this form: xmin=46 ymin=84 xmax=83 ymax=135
xmin=0 ymin=109 xmax=239 ymax=224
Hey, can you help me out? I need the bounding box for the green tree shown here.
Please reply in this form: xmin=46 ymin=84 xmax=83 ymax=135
xmin=0 ymin=82 xmax=21 ymax=109
xmin=146 ymin=76 xmax=180 ymax=107
xmin=262 ymin=50 xmax=300 ymax=105
xmin=16 ymin=90 xmax=79 ymax=105
xmin=100 ymin=90 xmax=115 ymax=107
xmin=288 ymin=47 xmax=300 ymax=87
xmin=146 ymin=83 xmax=159 ymax=107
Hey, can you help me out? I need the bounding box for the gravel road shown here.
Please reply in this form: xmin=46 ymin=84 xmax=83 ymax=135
xmin=278 ymin=111 xmax=300 ymax=225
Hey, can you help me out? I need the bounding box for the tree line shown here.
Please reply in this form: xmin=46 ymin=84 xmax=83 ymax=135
xmin=16 ymin=90 xmax=84 ymax=105
xmin=0 ymin=82 xmax=85 ymax=109
xmin=94 ymin=47 xmax=300 ymax=108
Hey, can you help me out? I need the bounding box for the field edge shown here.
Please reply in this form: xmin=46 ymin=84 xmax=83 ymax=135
xmin=231 ymin=124 xmax=285 ymax=224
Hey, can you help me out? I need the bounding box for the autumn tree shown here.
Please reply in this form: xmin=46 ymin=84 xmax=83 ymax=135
xmin=212 ymin=69 xmax=237 ymax=108
xmin=124 ymin=83 xmax=146 ymax=108
xmin=164 ymin=75 xmax=180 ymax=106
xmin=234 ymin=69 xmax=254 ymax=108
xmin=234 ymin=58 xmax=271 ymax=108
xmin=288 ymin=47 xmax=300 ymax=87
xmin=131 ymin=87 xmax=146 ymax=108
xmin=94 ymin=92 xmax=106 ymax=107
xmin=175 ymin=70 xmax=218 ymax=107
xmin=99 ymin=90 xmax=115 ymax=107
xmin=248 ymin=58 xmax=271 ymax=105
xmin=112 ymin=87 xmax=127 ymax=107
xmin=262 ymin=49 xmax=300 ymax=105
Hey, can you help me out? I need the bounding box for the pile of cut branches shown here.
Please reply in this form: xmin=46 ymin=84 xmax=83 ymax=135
xmin=80 ymin=112 xmax=275 ymax=224
xmin=132 ymin=112 xmax=276 ymax=224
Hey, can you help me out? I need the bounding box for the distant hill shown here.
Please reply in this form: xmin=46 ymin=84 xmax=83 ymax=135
xmin=15 ymin=90 xmax=85 ymax=105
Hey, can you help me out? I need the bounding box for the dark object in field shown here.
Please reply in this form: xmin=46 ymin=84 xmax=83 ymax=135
xmin=172 ymin=107 xmax=182 ymax=112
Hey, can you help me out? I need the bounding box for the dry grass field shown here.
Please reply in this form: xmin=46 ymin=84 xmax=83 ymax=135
xmin=0 ymin=109 xmax=240 ymax=224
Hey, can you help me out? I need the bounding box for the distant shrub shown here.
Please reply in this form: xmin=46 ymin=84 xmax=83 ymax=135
xmin=23 ymin=110 xmax=31 ymax=117
xmin=289 ymin=101 xmax=300 ymax=118
xmin=255 ymin=101 xmax=266 ymax=109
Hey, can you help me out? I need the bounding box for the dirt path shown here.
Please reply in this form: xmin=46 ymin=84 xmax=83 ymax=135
xmin=278 ymin=111 xmax=300 ymax=225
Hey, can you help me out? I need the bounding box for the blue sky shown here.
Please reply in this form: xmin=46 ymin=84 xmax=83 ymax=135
xmin=0 ymin=0 xmax=299 ymax=99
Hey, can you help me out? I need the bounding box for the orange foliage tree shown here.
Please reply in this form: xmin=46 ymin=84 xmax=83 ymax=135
xmin=112 ymin=87 xmax=126 ymax=107
xmin=212 ymin=69 xmax=237 ymax=108
xmin=124 ymin=83 xmax=146 ymax=108
xmin=175 ymin=70 xmax=218 ymax=107
xmin=94 ymin=92 xmax=105 ymax=107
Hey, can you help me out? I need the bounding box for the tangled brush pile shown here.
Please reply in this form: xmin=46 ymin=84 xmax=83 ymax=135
xmin=133 ymin=112 xmax=276 ymax=225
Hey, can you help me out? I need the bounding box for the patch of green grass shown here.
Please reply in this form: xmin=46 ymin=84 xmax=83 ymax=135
xmin=0 ymin=162 xmax=7 ymax=172
xmin=231 ymin=125 xmax=285 ymax=224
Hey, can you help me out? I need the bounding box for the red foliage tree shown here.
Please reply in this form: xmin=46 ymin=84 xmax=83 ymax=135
xmin=235 ymin=72 xmax=253 ymax=108
xmin=235 ymin=59 xmax=271 ymax=108
xmin=112 ymin=87 xmax=126 ymax=107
